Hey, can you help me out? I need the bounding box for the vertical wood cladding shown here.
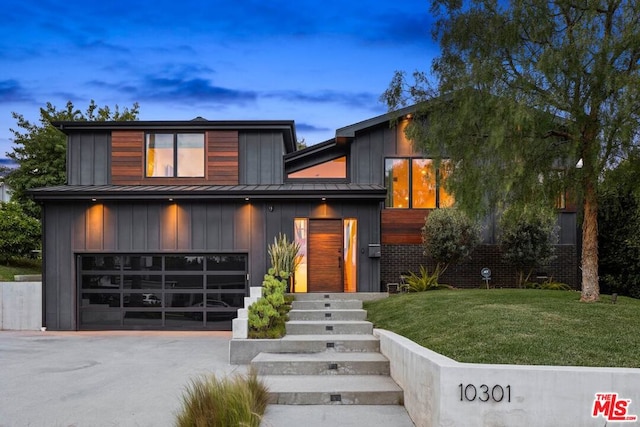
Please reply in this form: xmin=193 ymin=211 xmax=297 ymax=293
xmin=110 ymin=130 xmax=239 ymax=185
xmin=111 ymin=131 xmax=144 ymax=184
xmin=208 ymin=130 xmax=239 ymax=184
xmin=381 ymin=209 xmax=428 ymax=244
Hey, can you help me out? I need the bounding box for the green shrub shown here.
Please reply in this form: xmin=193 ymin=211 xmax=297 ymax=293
xmin=0 ymin=202 xmax=41 ymax=264
xmin=539 ymin=282 xmax=572 ymax=291
xmin=499 ymin=204 xmax=558 ymax=287
xmin=248 ymin=271 xmax=293 ymax=338
xmin=175 ymin=370 xmax=269 ymax=427
xmin=422 ymin=208 xmax=481 ymax=280
xmin=404 ymin=265 xmax=442 ymax=292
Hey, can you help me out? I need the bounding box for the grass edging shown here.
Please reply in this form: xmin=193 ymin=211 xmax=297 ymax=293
xmin=364 ymin=289 xmax=640 ymax=368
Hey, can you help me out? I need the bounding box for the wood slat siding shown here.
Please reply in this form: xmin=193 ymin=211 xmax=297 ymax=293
xmin=208 ymin=131 xmax=239 ymax=184
xmin=111 ymin=131 xmax=144 ymax=184
xmin=381 ymin=209 xmax=429 ymax=245
xmin=111 ymin=130 xmax=239 ymax=185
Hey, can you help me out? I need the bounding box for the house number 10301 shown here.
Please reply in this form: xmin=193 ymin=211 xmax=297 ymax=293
xmin=458 ymin=384 xmax=511 ymax=403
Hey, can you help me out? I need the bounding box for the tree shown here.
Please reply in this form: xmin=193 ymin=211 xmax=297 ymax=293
xmin=499 ymin=204 xmax=558 ymax=287
xmin=422 ymin=208 xmax=482 ymax=279
xmin=0 ymin=202 xmax=41 ymax=263
xmin=598 ymin=152 xmax=640 ymax=298
xmin=5 ymin=100 xmax=140 ymax=218
xmin=383 ymin=0 xmax=640 ymax=302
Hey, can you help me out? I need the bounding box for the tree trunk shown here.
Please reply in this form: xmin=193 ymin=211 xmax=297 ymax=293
xmin=580 ymin=175 xmax=599 ymax=302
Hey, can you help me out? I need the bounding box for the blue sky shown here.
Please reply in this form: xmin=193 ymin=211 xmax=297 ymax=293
xmin=1 ymin=0 xmax=438 ymax=157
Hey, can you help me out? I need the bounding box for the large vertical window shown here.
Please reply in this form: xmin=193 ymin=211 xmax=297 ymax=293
xmin=385 ymin=159 xmax=410 ymax=208
xmin=385 ymin=158 xmax=454 ymax=208
xmin=293 ymin=219 xmax=308 ymax=293
xmin=343 ymin=219 xmax=357 ymax=293
xmin=146 ymin=133 xmax=205 ymax=178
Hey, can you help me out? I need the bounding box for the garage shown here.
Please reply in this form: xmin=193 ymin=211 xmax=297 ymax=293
xmin=78 ymin=253 xmax=247 ymax=330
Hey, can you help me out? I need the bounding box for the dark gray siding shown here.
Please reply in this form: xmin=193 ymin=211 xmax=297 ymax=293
xmin=350 ymin=125 xmax=423 ymax=185
xmin=239 ymin=132 xmax=285 ymax=185
xmin=67 ymin=133 xmax=110 ymax=185
xmin=43 ymin=199 xmax=380 ymax=330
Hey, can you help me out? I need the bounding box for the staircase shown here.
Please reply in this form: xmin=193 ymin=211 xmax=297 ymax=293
xmin=250 ymin=293 xmax=404 ymax=405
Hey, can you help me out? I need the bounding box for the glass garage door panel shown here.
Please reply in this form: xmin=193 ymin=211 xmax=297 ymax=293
xmin=78 ymin=253 xmax=247 ymax=330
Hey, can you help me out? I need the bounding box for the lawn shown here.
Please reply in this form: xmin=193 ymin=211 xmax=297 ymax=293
xmin=0 ymin=258 xmax=42 ymax=281
xmin=364 ymin=289 xmax=640 ymax=368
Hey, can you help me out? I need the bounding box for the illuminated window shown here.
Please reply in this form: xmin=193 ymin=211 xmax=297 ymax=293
xmin=385 ymin=158 xmax=454 ymax=208
xmin=293 ymin=219 xmax=308 ymax=293
xmin=343 ymin=219 xmax=357 ymax=293
xmin=146 ymin=133 xmax=204 ymax=178
xmin=288 ymin=156 xmax=347 ymax=179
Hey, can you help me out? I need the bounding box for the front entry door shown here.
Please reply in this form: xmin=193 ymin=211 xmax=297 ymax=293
xmin=308 ymin=219 xmax=343 ymax=292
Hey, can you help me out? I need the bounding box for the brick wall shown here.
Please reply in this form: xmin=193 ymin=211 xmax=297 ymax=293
xmin=380 ymin=244 xmax=578 ymax=290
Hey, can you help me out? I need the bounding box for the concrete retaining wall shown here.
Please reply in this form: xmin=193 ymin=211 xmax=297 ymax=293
xmin=0 ymin=282 xmax=42 ymax=330
xmin=375 ymin=329 xmax=640 ymax=427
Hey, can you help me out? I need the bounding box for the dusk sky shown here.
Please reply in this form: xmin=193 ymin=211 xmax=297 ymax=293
xmin=1 ymin=0 xmax=439 ymax=158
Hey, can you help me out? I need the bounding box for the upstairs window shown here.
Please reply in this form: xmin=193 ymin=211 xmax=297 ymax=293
xmin=146 ymin=133 xmax=205 ymax=178
xmin=384 ymin=158 xmax=454 ymax=208
xmin=287 ymin=156 xmax=347 ymax=179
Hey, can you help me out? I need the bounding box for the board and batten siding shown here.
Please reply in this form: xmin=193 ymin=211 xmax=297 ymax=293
xmin=67 ymin=132 xmax=111 ymax=185
xmin=239 ymin=132 xmax=285 ymax=185
xmin=110 ymin=130 xmax=240 ymax=185
xmin=42 ymin=199 xmax=381 ymax=330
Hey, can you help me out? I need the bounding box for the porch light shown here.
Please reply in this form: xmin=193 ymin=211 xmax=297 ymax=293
xmin=245 ymin=197 xmax=250 ymax=201
xmin=321 ymin=197 xmax=327 ymax=201
xmin=91 ymin=198 xmax=97 ymax=202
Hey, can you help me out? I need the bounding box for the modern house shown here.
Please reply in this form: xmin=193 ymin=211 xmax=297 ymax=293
xmin=31 ymin=106 xmax=577 ymax=330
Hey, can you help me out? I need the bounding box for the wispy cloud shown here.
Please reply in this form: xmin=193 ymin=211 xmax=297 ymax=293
xmin=140 ymin=76 xmax=258 ymax=104
xmin=0 ymin=80 xmax=34 ymax=103
xmin=265 ymin=90 xmax=380 ymax=109
xmin=295 ymin=123 xmax=332 ymax=132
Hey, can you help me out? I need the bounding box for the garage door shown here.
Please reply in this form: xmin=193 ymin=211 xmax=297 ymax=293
xmin=78 ymin=254 xmax=247 ymax=330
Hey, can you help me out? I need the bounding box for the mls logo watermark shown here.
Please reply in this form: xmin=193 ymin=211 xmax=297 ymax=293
xmin=592 ymin=393 xmax=638 ymax=422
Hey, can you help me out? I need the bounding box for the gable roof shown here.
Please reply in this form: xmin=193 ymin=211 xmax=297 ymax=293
xmin=335 ymin=104 xmax=418 ymax=138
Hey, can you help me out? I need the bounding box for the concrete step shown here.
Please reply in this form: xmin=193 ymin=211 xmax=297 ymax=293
xmin=292 ymin=292 xmax=386 ymax=302
xmin=260 ymin=375 xmax=404 ymax=405
xmin=252 ymin=351 xmax=390 ymax=375
xmin=288 ymin=309 xmax=367 ymax=321
xmin=279 ymin=334 xmax=381 ymax=353
xmin=286 ymin=320 xmax=373 ymax=335
xmin=292 ymin=300 xmax=363 ymax=310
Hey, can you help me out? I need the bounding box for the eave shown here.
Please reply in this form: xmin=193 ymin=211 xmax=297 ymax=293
xmin=29 ymin=184 xmax=387 ymax=202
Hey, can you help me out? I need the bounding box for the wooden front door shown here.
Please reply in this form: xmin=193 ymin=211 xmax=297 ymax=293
xmin=308 ymin=219 xmax=343 ymax=292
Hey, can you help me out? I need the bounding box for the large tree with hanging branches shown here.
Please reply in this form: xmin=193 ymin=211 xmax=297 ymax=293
xmin=383 ymin=0 xmax=640 ymax=302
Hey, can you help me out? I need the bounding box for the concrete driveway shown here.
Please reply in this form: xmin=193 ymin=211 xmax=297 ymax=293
xmin=0 ymin=331 xmax=246 ymax=427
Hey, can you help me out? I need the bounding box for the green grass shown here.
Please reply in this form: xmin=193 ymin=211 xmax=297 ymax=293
xmin=175 ymin=370 xmax=269 ymax=427
xmin=364 ymin=289 xmax=640 ymax=368
xmin=0 ymin=258 xmax=42 ymax=281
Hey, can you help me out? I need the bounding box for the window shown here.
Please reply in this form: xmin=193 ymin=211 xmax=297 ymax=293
xmin=287 ymin=156 xmax=347 ymax=179
xmin=384 ymin=158 xmax=454 ymax=208
xmin=146 ymin=133 xmax=205 ymax=177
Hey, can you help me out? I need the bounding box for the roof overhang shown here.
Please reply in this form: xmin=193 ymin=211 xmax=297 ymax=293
xmin=335 ymin=104 xmax=419 ymax=138
xmin=29 ymin=184 xmax=386 ymax=202
xmin=284 ymin=138 xmax=350 ymax=173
